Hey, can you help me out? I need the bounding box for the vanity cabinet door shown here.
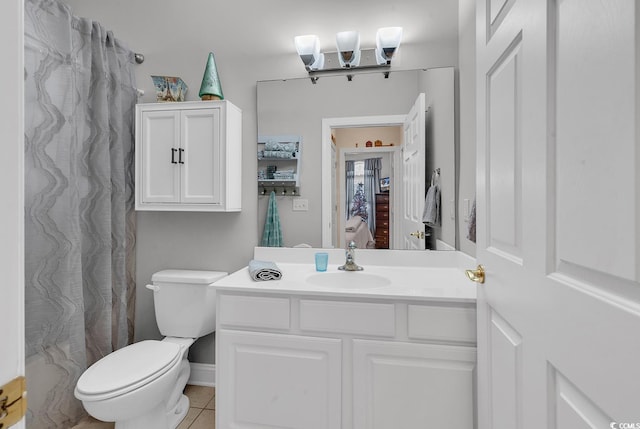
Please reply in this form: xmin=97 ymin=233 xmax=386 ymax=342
xmin=217 ymin=330 xmax=342 ymax=429
xmin=352 ymin=339 xmax=476 ymax=429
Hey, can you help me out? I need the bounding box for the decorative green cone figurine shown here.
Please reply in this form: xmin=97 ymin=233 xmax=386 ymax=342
xmin=198 ymin=52 xmax=224 ymax=100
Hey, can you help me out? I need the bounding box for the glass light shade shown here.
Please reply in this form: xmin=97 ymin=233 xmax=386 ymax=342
xmin=375 ymin=27 xmax=403 ymax=65
xmin=336 ymin=30 xmax=361 ymax=68
xmin=295 ymin=35 xmax=323 ymax=70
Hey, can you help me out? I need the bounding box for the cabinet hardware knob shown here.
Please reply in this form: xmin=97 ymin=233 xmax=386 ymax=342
xmin=465 ymin=265 xmax=485 ymax=284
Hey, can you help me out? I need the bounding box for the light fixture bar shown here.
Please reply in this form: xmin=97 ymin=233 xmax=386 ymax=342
xmin=310 ymin=48 xmax=389 ymax=73
xmin=305 ymin=49 xmax=391 ymax=83
xmin=294 ymin=28 xmax=401 ymax=82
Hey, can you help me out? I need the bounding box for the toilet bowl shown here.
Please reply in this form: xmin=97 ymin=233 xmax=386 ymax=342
xmin=75 ymin=270 xmax=227 ymax=429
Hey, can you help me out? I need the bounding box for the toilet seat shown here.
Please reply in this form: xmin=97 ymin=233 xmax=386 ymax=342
xmin=75 ymin=340 xmax=182 ymax=402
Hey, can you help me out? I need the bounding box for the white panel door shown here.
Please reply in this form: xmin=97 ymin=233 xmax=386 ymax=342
xmin=140 ymin=110 xmax=180 ymax=203
xmin=352 ymin=339 xmax=475 ymax=429
xmin=476 ymin=1 xmax=640 ymax=428
xmin=1 ymin=0 xmax=25 ymax=427
xmin=399 ymin=93 xmax=426 ymax=249
xmin=181 ymin=108 xmax=221 ymax=204
xmin=217 ymin=330 xmax=342 ymax=429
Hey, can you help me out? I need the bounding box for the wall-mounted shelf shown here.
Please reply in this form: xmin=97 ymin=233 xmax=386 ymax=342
xmin=258 ymin=134 xmax=301 ymax=196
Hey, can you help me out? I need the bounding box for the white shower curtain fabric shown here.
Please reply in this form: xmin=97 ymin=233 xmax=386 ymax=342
xmin=24 ymin=0 xmax=137 ymax=427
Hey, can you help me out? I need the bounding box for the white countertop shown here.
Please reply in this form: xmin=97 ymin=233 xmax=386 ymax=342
xmin=214 ymin=261 xmax=477 ymax=303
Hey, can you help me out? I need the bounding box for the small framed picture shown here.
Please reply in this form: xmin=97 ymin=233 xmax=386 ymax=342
xmin=379 ymin=177 xmax=390 ymax=192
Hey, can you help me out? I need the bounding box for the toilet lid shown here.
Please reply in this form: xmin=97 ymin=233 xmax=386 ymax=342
xmin=76 ymin=340 xmax=182 ymax=399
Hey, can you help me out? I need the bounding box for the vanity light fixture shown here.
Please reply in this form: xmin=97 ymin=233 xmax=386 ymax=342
xmin=294 ymin=27 xmax=402 ymax=83
xmin=294 ymin=35 xmax=325 ymax=71
xmin=375 ymin=27 xmax=403 ymax=65
xmin=336 ymin=30 xmax=361 ymax=68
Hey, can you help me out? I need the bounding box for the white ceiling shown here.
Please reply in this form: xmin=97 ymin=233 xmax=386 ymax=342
xmin=220 ymin=0 xmax=458 ymax=57
xmin=62 ymin=0 xmax=460 ymax=82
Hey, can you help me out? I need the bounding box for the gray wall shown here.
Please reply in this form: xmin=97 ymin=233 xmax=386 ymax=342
xmin=458 ymin=0 xmax=477 ymax=255
xmin=421 ymin=68 xmax=456 ymax=249
xmin=61 ymin=0 xmax=470 ymax=364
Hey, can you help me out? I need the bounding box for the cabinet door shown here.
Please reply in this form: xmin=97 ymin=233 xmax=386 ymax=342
xmin=218 ymin=330 xmax=342 ymax=429
xmin=140 ymin=110 xmax=180 ymax=203
xmin=353 ymin=339 xmax=476 ymax=429
xmin=180 ymin=108 xmax=221 ymax=204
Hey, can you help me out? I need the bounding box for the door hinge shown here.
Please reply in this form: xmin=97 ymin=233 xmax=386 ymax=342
xmin=0 ymin=376 xmax=27 ymax=428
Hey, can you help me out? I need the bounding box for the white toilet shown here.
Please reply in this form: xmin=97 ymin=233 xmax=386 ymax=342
xmin=74 ymin=269 xmax=227 ymax=429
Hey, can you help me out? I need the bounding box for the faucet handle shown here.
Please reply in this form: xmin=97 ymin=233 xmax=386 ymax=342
xmin=347 ymin=240 xmax=357 ymax=250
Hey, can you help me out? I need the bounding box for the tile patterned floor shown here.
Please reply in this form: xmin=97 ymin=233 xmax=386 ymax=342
xmin=72 ymin=385 xmax=215 ymax=429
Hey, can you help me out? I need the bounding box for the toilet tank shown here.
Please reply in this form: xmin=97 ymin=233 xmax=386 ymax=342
xmin=150 ymin=269 xmax=227 ymax=338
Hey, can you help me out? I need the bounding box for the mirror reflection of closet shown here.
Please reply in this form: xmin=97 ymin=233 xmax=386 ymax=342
xmin=333 ymin=126 xmax=400 ymax=249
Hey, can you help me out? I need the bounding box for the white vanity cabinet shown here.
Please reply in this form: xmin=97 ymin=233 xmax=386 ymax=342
xmin=216 ymin=291 xmax=476 ymax=429
xmin=135 ymin=100 xmax=242 ymax=211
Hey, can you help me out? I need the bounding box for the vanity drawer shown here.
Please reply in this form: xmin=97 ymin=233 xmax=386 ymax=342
xmin=219 ymin=294 xmax=290 ymax=330
xmin=375 ymin=229 xmax=389 ymax=237
xmin=376 ymin=210 xmax=389 ymax=220
xmin=300 ymin=300 xmax=395 ymax=337
xmin=375 ymin=193 xmax=389 ymax=204
xmin=376 ymin=219 xmax=390 ymax=229
xmin=375 ymin=203 xmax=390 ymax=212
xmin=407 ymin=305 xmax=477 ymax=344
xmin=375 ymin=236 xmax=389 ymax=248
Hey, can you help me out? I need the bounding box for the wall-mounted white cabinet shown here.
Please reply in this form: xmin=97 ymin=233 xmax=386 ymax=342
xmin=135 ymin=100 xmax=242 ymax=211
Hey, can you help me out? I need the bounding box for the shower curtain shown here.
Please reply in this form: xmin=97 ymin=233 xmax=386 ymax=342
xmin=24 ymin=0 xmax=137 ymax=427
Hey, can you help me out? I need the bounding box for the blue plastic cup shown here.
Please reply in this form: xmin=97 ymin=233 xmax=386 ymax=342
xmin=315 ymin=252 xmax=329 ymax=272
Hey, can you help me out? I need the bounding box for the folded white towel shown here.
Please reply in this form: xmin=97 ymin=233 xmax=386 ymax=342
xmin=248 ymin=259 xmax=282 ymax=281
xmin=265 ymin=141 xmax=297 ymax=152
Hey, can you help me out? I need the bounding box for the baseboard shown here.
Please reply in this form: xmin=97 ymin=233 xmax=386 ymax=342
xmin=435 ymin=239 xmax=456 ymax=251
xmin=188 ymin=363 xmax=215 ymax=387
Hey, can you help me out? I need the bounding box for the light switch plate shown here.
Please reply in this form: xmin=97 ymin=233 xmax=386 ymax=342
xmin=292 ymin=198 xmax=309 ymax=211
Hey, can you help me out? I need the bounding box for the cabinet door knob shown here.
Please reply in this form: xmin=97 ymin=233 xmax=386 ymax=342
xmin=179 ymin=148 xmax=184 ymax=164
xmin=171 ymin=148 xmax=177 ymax=164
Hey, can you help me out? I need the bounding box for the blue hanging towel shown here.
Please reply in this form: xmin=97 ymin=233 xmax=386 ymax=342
xmin=261 ymin=191 xmax=283 ymax=247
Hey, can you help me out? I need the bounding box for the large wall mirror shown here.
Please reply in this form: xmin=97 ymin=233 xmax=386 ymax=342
xmin=257 ymin=68 xmax=456 ymax=250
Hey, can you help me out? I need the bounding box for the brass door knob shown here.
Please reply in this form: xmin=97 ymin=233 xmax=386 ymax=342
xmin=465 ymin=265 xmax=485 ymax=284
xmin=410 ymin=230 xmax=425 ymax=239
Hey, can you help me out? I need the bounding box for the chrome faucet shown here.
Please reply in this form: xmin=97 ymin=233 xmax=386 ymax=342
xmin=338 ymin=241 xmax=364 ymax=271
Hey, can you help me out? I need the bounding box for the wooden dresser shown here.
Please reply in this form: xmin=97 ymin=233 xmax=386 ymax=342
xmin=375 ymin=193 xmax=390 ymax=249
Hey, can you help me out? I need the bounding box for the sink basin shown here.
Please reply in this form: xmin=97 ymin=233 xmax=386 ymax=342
xmin=306 ymin=272 xmax=391 ymax=289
